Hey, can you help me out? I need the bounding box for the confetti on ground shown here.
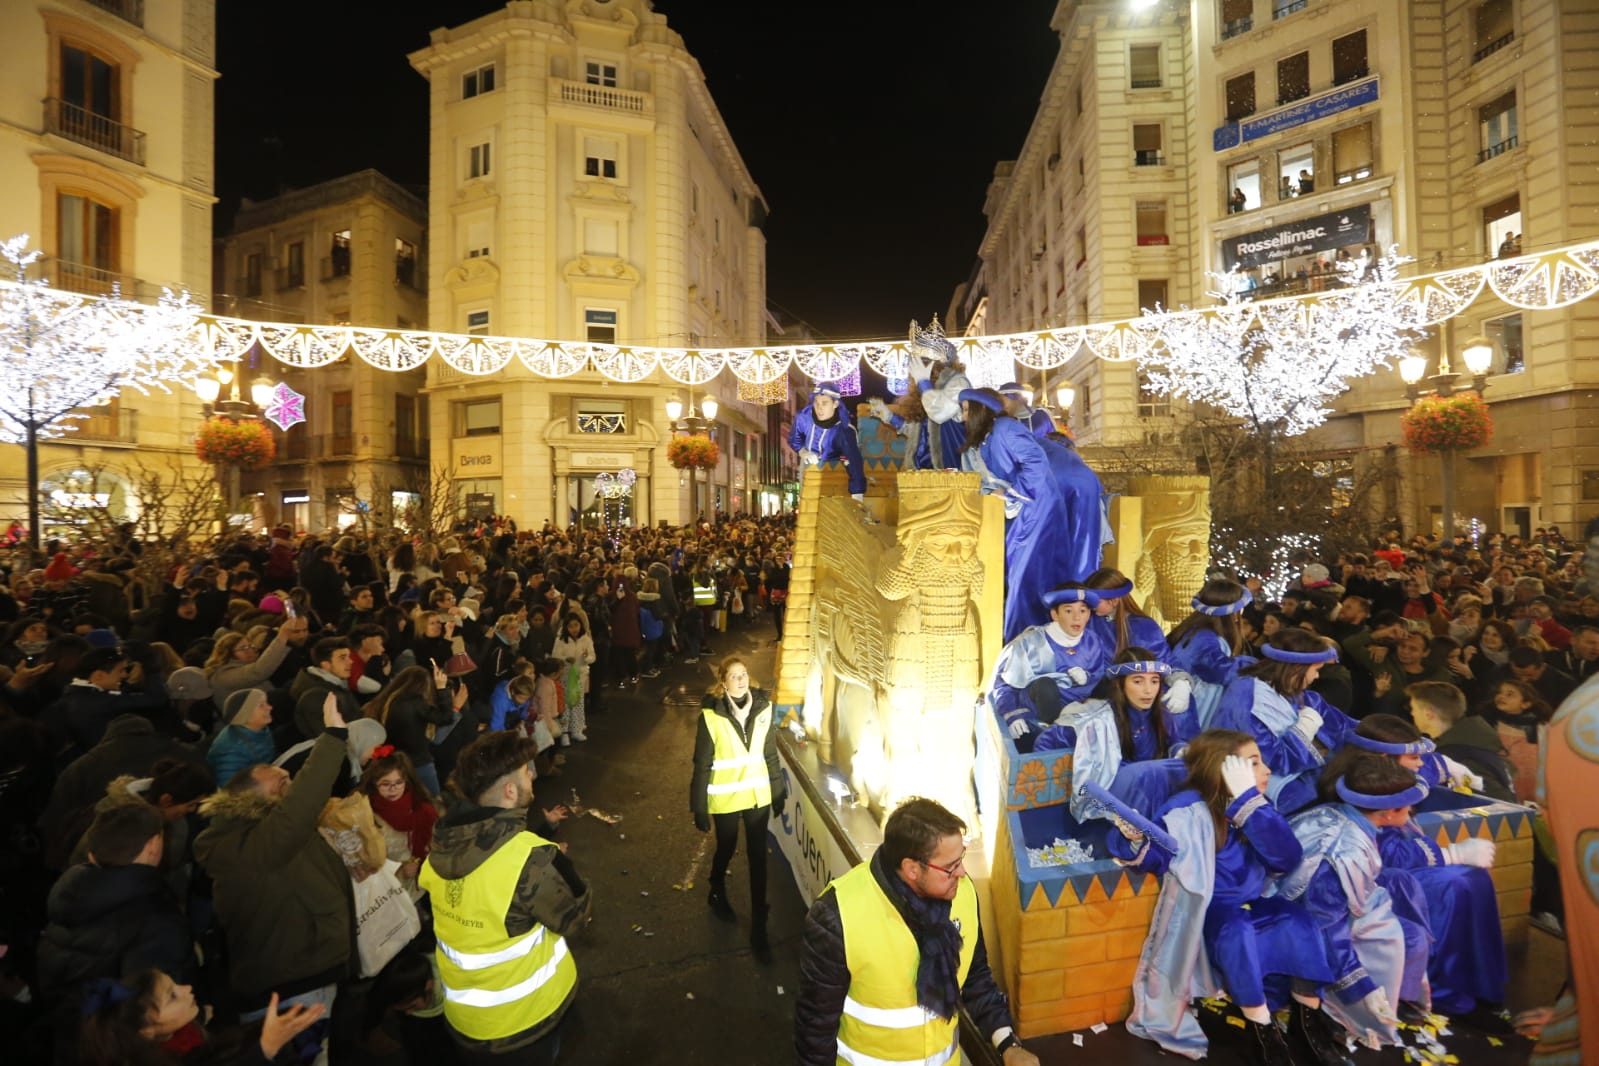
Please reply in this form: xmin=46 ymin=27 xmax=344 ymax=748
xmin=1090 ymin=1022 xmax=1107 ymax=1034
xmin=686 ymin=993 xmax=695 ymax=1000
xmin=1072 ymin=1034 xmax=1083 ymax=1047
xmin=673 ymin=835 xmax=714 ymax=891
xmin=586 ymin=808 xmax=623 ymax=824
xmin=618 ymin=833 xmax=626 ymax=840
xmin=640 ymin=891 xmax=650 ymax=896
xmin=630 ymin=924 xmax=643 ymax=933
xmin=1487 ymin=1037 xmax=1503 ymax=1047
xmin=1025 ymin=837 xmax=1094 ymax=868
xmin=777 ymin=986 xmax=785 ymax=995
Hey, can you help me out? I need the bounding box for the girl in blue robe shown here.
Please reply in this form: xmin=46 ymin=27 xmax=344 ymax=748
xmin=958 ymin=388 xmax=1069 ymax=643
xmin=989 ymin=585 xmax=1112 ymax=748
xmin=1212 ymin=630 xmax=1359 ymax=813
xmin=1167 ymin=578 xmax=1258 ymax=727
xmin=1107 ymin=729 xmax=1350 ymax=1066
xmin=787 ymin=381 xmax=866 ymax=497
xmin=1038 ymin=435 xmax=1107 ymax=583
xmin=997 ymin=381 xmax=1058 ymax=438
xmin=1319 ymin=718 xmax=1511 ymax=1029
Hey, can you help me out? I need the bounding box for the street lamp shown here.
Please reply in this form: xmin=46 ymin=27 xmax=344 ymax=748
xmin=666 ymin=393 xmax=719 ymax=518
xmin=1398 ymin=337 xmax=1495 ymax=543
xmin=194 ymin=364 xmax=275 ymax=517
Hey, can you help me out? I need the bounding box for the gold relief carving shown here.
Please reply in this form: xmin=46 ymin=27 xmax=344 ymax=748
xmin=1124 ymin=475 xmax=1211 ymax=627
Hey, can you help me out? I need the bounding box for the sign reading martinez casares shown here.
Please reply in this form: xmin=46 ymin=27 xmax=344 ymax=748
xmin=1223 ymin=204 xmax=1374 ymax=271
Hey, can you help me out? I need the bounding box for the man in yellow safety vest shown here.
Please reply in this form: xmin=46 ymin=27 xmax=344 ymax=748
xmin=419 ymin=731 xmax=592 ymax=1064
xmin=794 ymin=798 xmax=1040 ymax=1066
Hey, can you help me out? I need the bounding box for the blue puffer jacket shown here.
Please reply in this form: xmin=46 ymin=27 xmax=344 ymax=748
xmin=205 ymin=724 xmax=277 ymax=786
xmin=788 ymin=404 xmax=866 ymax=494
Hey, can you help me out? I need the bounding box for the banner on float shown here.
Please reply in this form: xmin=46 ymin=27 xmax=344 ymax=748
xmin=771 ymin=752 xmax=856 ymax=904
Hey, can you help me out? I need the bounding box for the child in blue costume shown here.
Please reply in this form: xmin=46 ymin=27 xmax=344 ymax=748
xmin=1167 ymin=578 xmax=1258 ymax=728
xmin=1033 ymin=649 xmax=1198 ymax=825
xmin=787 ymin=381 xmax=866 ymax=499
xmin=1087 ymin=569 xmax=1175 ymax=661
xmin=958 ymin=387 xmax=1068 ymax=643
xmin=989 ymin=585 xmax=1112 ymax=750
xmin=1319 ymin=718 xmax=1513 ymax=1032
xmin=1037 ymin=433 xmax=1107 ymax=584
xmin=1273 ymin=757 xmax=1431 ymax=1051
xmin=1107 ymin=729 xmax=1350 ymax=1066
xmin=1212 ymin=630 xmax=1359 ymax=813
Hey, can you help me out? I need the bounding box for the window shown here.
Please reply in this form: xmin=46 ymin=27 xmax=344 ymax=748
xmin=60 ymin=42 xmax=117 ymax=121
xmin=583 ymin=136 xmax=618 ymax=180
xmin=244 ymin=252 xmax=262 ymax=297
xmin=1075 ymin=84 xmax=1083 ymax=114
xmin=1487 ymin=313 xmax=1524 ymax=373
xmin=329 ymin=309 xmax=351 ymax=326
xmin=1278 ymin=142 xmax=1314 ymax=197
xmin=56 ymin=192 xmax=116 ymax=292
xmin=464 ymin=216 xmax=491 ymax=260
xmin=1130 ymin=45 xmax=1162 ymax=89
xmin=1137 ymin=371 xmax=1171 ymax=417
xmin=462 ymin=63 xmax=495 ymax=99
xmin=328 ymin=229 xmax=351 ymax=278
xmin=1474 ymin=0 xmax=1514 ymax=62
xmin=1136 ymin=202 xmax=1168 ymax=246
xmin=1274 ymin=0 xmax=1308 ymax=18
xmin=1079 ymin=383 xmax=1093 ymax=430
xmin=584 ymin=61 xmax=618 ymax=87
xmin=1226 ymin=72 xmax=1256 ymax=121
xmin=1333 ymin=122 xmax=1374 ymax=184
xmin=576 ymin=398 xmax=627 ymax=434
xmin=584 ymin=308 xmax=617 ymax=344
xmin=1228 ymin=157 xmax=1261 ymax=211
xmin=1133 ymin=124 xmax=1164 ymax=166
xmin=332 ymin=391 xmax=354 ymax=454
xmin=690 ymin=182 xmax=699 ymax=217
xmin=395 ymin=239 xmax=417 ymax=287
xmin=1221 ymin=0 xmax=1254 ymax=39
xmin=1478 ymin=91 xmax=1518 ymax=161
xmin=1277 ymin=51 xmax=1310 ymax=105
xmin=395 ymin=395 xmax=418 ymax=457
xmin=468 ymin=141 xmax=491 ymax=179
xmin=1483 ymin=194 xmax=1521 ymax=259
xmin=1138 ymin=279 xmax=1169 ymax=312
xmin=466 ymin=310 xmax=490 ymax=336
xmin=285 ymin=241 xmax=305 ymax=288
xmin=1332 ymin=30 xmax=1368 ymax=85
xmin=459 ymin=399 xmax=501 ymax=437
xmin=1073 ymin=228 xmax=1086 ymax=269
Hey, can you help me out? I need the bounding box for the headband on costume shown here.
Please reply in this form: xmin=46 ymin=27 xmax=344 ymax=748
xmin=812 ymin=381 xmax=842 ymax=399
xmin=1093 ymin=580 xmax=1136 ymax=601
xmin=1191 ymin=587 xmax=1253 ymax=615
xmin=1260 ymin=643 xmax=1340 ymax=664
xmin=957 ymin=388 xmax=1005 ymax=413
xmin=80 ymin=978 xmax=132 ymax=1016
xmin=1106 ymin=660 xmax=1171 ymax=678
xmin=1043 ymin=587 xmax=1101 ymax=610
xmin=1334 ymin=776 xmax=1429 ymax=809
xmin=997 ymin=381 xmax=1029 ymax=399
xmin=1348 ymin=733 xmax=1436 ymax=757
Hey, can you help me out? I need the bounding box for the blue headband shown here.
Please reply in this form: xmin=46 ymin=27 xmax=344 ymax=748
xmin=1106 ymin=659 xmax=1170 ymax=678
xmin=1191 ymin=587 xmax=1253 ymax=615
xmin=1335 ymin=777 xmax=1430 ymax=810
xmin=1348 ymin=733 xmax=1436 ymax=757
xmin=957 ymin=388 xmax=1006 ymax=413
xmin=1260 ymin=642 xmax=1340 ymax=664
xmin=1044 ymin=587 xmax=1101 ymax=609
xmin=997 ymin=381 xmax=1028 ymax=397
xmin=80 ymin=977 xmax=133 ymax=1017
xmin=1093 ymin=580 xmax=1136 ymax=601
xmin=813 ymin=382 xmax=842 ymax=399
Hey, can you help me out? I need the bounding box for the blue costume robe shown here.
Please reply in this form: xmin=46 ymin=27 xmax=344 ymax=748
xmin=1038 ymin=436 xmax=1106 ymax=583
xmin=1110 ymin=789 xmax=1335 ymax=1057
xmin=1212 ymin=677 xmax=1359 ymax=813
xmin=1168 ymin=630 xmax=1256 ymax=728
xmin=990 ymin=621 xmax=1112 ymax=740
xmin=915 ymin=368 xmax=970 ymax=468
xmin=880 ymin=409 xmax=934 ymax=470
xmin=963 ymin=417 xmax=1068 ymax=643
xmin=1272 ymin=804 xmax=1424 ymax=1048
xmin=1091 ymin=612 xmax=1172 ymax=662
xmin=1020 ymin=405 xmax=1056 ymax=438
xmin=788 ymin=403 xmax=866 ymax=494
xmin=1032 ymin=696 xmax=1196 ymax=822
xmin=1377 ymin=825 xmax=1507 ymax=1015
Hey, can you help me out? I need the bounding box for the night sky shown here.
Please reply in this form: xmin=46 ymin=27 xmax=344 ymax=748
xmin=215 ymin=1 xmax=1059 ymax=340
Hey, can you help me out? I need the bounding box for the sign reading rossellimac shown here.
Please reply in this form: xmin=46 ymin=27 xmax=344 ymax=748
xmin=1222 ymin=204 xmax=1374 ymax=270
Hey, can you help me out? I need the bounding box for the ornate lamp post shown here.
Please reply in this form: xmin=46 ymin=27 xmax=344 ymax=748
xmin=1030 ymin=374 xmax=1077 ymax=431
xmin=665 ymin=393 xmax=719 ymax=520
xmin=193 ymin=366 xmax=275 ymax=519
xmin=1398 ymin=336 xmax=1494 ymax=543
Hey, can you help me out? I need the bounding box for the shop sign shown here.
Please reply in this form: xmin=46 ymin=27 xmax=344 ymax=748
xmin=452 ymin=437 xmax=503 ymax=477
xmin=1222 ymin=203 xmax=1373 ymax=270
xmin=464 ymin=492 xmax=496 ymax=519
xmin=1214 ymin=75 xmax=1380 ymax=151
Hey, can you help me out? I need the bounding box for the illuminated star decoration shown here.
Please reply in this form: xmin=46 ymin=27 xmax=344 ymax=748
xmin=262 ymin=381 xmax=306 ymax=431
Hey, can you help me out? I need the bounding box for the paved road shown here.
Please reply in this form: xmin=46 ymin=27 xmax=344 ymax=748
xmin=540 ymin=615 xmax=805 ymax=1065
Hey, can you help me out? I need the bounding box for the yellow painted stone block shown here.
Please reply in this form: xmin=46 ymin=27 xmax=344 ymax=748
xmin=1062 ymin=958 xmax=1140 ymax=999
xmin=1105 ymin=925 xmax=1151 ymax=961
xmin=1497 ymin=837 xmax=1534 ymax=865
xmin=1018 ymin=970 xmax=1062 ymax=1005
xmin=1103 ymin=989 xmax=1135 ymax=1022
xmin=1501 ymin=915 xmax=1529 ymax=944
xmin=1059 ymin=933 xmax=1107 ymax=966
xmin=1497 ymin=887 xmax=1531 ymax=919
xmin=1489 ymin=862 xmax=1533 ymax=894
xmin=1019 ymin=937 xmax=1076 ymax=974
xmin=1020 ymin=908 xmax=1066 ymax=942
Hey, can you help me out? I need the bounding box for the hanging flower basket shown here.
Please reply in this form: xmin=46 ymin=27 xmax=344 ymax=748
xmin=195 ymin=417 xmax=276 ymax=469
xmin=667 ymin=435 xmax=721 ymax=470
xmin=1399 ymin=393 xmax=1493 ymax=455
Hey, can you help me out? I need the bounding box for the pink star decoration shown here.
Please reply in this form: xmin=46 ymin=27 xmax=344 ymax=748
xmin=263 ymin=381 xmax=306 ymax=431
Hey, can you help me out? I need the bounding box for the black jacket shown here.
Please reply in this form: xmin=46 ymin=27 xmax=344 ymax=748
xmin=40 ymin=715 xmax=205 ymax=853
xmin=42 ymin=682 xmax=169 ymax=761
xmin=37 ymin=861 xmax=196 ymax=1003
xmin=794 ymin=851 xmax=1014 ymax=1066
xmin=382 ymin=688 xmax=456 ymax=769
xmin=689 ymin=688 xmax=784 ymax=821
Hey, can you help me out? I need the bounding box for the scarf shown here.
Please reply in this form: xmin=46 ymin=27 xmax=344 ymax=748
xmin=1490 ymin=707 xmax=1542 ymax=745
xmin=728 ymin=691 xmax=753 ymax=730
xmin=875 ymin=850 xmax=964 ymax=1021
xmin=1478 ymin=645 xmax=1510 ymax=667
xmin=369 ymin=787 xmax=438 ymax=858
xmin=160 ymin=1022 xmax=206 ymax=1055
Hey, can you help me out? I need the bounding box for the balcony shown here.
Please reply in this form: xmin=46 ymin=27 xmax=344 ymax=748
xmin=39 ymin=258 xmax=143 ymax=298
xmin=1478 ymin=136 xmax=1518 ymax=163
xmin=275 ymin=266 xmax=306 ymax=290
xmin=72 ymin=406 xmax=139 ymax=444
xmin=83 ymin=0 xmax=143 ymax=25
xmin=1474 ymin=33 xmax=1514 ymax=63
xmin=1130 ymin=77 xmax=1162 ymax=90
xmin=279 ymin=432 xmax=356 ymax=462
xmin=1274 ymin=0 xmax=1308 ymax=18
xmin=43 ymin=98 xmax=146 ymax=165
xmin=554 ymin=78 xmax=651 ymax=115
xmin=1134 ymin=151 xmax=1166 ymax=166
xmin=320 ymin=255 xmax=351 ymax=283
xmin=1221 ymin=15 xmax=1253 ymax=40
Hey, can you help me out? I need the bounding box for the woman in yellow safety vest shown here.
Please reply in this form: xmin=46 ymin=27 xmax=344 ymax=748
xmin=689 ymin=657 xmax=786 ymax=962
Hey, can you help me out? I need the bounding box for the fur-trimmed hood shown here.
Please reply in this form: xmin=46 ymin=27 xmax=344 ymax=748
xmin=198 ymin=785 xmax=279 ymax=823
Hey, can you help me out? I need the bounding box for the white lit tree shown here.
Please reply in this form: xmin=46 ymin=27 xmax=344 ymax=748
xmin=0 ymin=235 xmax=208 ymax=545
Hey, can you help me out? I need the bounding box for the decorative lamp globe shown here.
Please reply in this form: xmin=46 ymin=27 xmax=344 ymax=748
xmin=250 ymin=381 xmax=275 ymax=408
xmin=216 ymin=366 xmax=234 ymax=386
xmin=664 ymin=398 xmax=684 ymax=421
xmin=700 ymin=395 xmax=719 ymax=420
xmin=1056 ymin=382 xmax=1077 ymax=410
xmin=1461 ymin=337 xmax=1494 ymax=376
xmin=194 ymin=376 xmax=222 ymax=403
xmin=1399 ymin=353 xmax=1429 ymax=385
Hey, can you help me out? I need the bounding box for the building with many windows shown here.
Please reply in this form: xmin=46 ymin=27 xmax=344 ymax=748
xmin=0 ymin=0 xmax=217 ymax=528
xmin=407 ymin=0 xmax=772 ymax=527
xmin=969 ymin=0 xmax=1599 ymax=533
xmin=216 ymin=170 xmax=429 ymax=532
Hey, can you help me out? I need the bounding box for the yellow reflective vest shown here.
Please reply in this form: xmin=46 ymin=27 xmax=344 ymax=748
xmin=693 ymin=580 xmax=718 ymax=606
xmin=417 ymin=831 xmax=578 ymax=1043
xmin=702 ymin=703 xmax=772 ymax=814
xmin=829 ymin=861 xmax=978 ymax=1066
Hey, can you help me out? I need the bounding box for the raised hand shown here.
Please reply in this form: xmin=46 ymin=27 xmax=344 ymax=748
xmin=322 ymin=692 xmax=346 ymax=730
xmin=1221 ymin=754 xmax=1256 ymax=800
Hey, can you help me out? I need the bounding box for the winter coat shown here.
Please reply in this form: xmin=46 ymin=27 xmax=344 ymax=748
xmin=206 ymin=723 xmax=278 ymax=790
xmin=1433 ymin=714 xmax=1516 ymax=802
xmin=43 ymin=682 xmax=170 ymax=760
xmin=41 ymin=715 xmax=204 ymax=846
xmin=520 ymin=622 xmax=556 ymax=663
xmin=290 ymin=667 xmax=363 ymax=742
xmin=37 ymin=860 xmax=196 ymax=1004
xmin=193 ymin=731 xmax=355 ymax=1009
xmin=647 ymin=562 xmax=679 ymax=619
xmin=552 ymin=633 xmax=596 ymax=693
xmin=610 ymin=581 xmax=642 ymax=650
xmin=379 ymin=687 xmax=456 ymax=769
xmin=208 ymin=629 xmax=293 ymax=712
xmin=689 ymin=688 xmax=785 ymax=822
xmin=638 ymin=593 xmax=664 ymax=643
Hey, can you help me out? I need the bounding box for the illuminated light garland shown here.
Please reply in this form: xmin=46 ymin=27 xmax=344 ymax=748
xmin=1211 ymin=527 xmax=1323 ymax=602
xmin=736 ymin=376 xmax=788 ymax=405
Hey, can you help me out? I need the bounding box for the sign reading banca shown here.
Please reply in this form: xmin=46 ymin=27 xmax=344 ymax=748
xmin=1222 ymin=204 xmax=1373 ymax=270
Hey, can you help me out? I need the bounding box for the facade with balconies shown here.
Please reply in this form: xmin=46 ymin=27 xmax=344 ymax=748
xmin=407 ymin=0 xmax=771 ymax=527
xmin=217 ymin=170 xmax=429 ymax=533
xmin=0 ymin=0 xmax=217 ymax=532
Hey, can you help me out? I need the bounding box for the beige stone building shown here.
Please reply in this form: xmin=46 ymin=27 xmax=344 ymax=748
xmin=407 ymin=0 xmax=772 ymax=527
xmin=0 ymin=0 xmax=217 ymax=527
xmin=216 ymin=170 xmax=429 ymax=532
xmin=971 ymin=0 xmax=1599 ymax=534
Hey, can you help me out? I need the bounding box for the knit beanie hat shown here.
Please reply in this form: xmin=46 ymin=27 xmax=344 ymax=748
xmin=167 ymin=666 xmax=212 ymax=701
xmin=224 ymin=688 xmax=268 ymax=727
xmin=258 ymin=594 xmax=286 ymax=615
xmin=345 ymin=718 xmax=387 ymax=764
xmin=44 ymin=553 xmax=77 ymax=582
